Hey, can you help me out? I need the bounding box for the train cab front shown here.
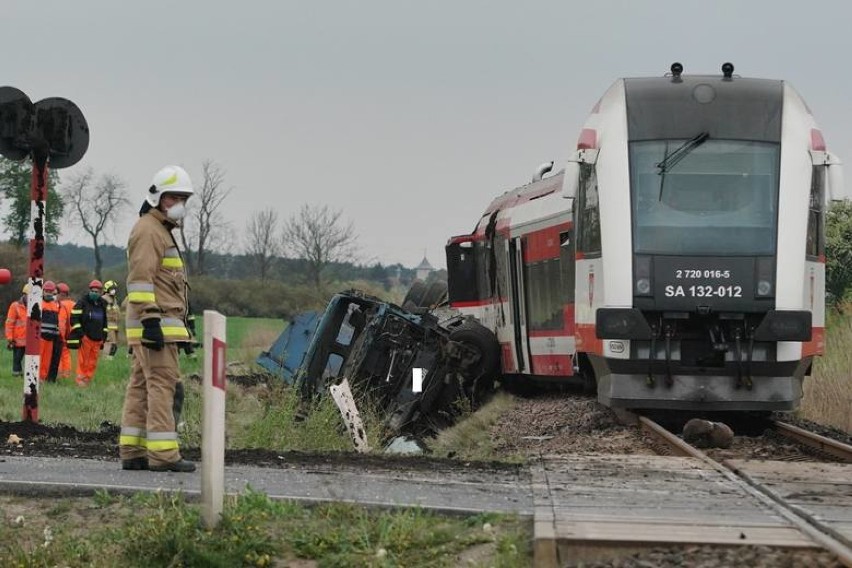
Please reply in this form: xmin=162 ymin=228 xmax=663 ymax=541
xmin=593 ymin=257 xmax=813 ymax=411
xmin=591 ymin=110 xmax=816 ymax=411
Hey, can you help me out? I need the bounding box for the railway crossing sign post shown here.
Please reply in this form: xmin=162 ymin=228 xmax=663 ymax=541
xmin=202 ymin=310 xmax=227 ymax=528
xmin=0 ymin=86 xmax=89 ymax=422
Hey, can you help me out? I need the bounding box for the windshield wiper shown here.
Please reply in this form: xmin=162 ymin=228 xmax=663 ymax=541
xmin=656 ymin=132 xmax=710 ymax=174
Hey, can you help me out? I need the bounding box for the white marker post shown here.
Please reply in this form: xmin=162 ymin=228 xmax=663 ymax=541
xmin=201 ymin=310 xmax=227 ymax=529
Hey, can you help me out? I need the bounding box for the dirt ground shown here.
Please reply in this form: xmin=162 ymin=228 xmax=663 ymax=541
xmin=2 ymin=384 xmax=850 ymax=468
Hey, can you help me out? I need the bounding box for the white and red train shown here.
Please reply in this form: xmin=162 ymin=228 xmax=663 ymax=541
xmin=446 ymin=63 xmax=846 ymax=411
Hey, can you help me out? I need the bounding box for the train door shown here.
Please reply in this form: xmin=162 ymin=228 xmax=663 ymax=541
xmin=508 ymin=236 xmax=531 ymax=372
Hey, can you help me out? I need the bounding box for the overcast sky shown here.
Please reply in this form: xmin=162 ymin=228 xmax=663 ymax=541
xmin=4 ymin=1 xmax=852 ymax=269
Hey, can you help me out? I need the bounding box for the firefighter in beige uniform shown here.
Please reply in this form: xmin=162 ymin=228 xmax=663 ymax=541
xmin=119 ymin=165 xmax=195 ymax=472
xmin=102 ymin=280 xmax=121 ymax=359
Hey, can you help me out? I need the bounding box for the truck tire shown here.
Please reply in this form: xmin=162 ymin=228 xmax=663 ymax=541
xmin=420 ymin=280 xmax=448 ymax=308
xmin=449 ymin=320 xmax=501 ymax=405
xmin=402 ymin=280 xmax=427 ymax=311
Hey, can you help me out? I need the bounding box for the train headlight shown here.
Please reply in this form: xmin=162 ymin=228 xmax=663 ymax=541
xmin=755 ymin=257 xmax=775 ymax=298
xmin=634 ymin=256 xmax=653 ymax=297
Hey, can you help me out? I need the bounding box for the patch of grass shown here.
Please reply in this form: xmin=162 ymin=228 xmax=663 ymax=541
xmin=801 ymin=307 xmax=852 ymax=433
xmin=0 ymin=491 xmax=533 ymax=567
xmin=426 ymin=392 xmax=521 ymax=462
xmin=0 ymin=316 xmax=284 ymax=429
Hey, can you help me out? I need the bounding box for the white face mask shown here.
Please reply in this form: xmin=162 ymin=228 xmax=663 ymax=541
xmin=166 ymin=202 xmax=187 ymax=220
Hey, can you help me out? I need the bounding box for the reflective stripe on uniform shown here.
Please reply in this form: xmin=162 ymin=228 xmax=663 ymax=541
xmin=147 ymin=431 xmax=180 ymax=451
xmin=162 ymin=247 xmax=184 ymax=269
xmin=126 ymin=317 xmax=190 ymax=341
xmin=119 ymin=426 xmax=147 ymax=448
xmin=127 ymin=282 xmax=156 ymax=303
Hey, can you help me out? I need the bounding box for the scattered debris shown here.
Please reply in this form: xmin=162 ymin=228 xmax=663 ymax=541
xmin=683 ymin=418 xmax=735 ymax=448
xmin=7 ymin=434 xmax=22 ymax=445
xmin=384 ymin=436 xmax=424 ymax=455
xmin=329 ymin=378 xmax=370 ymax=453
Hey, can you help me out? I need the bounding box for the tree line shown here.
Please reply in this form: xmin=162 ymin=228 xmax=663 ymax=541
xmin=0 ymin=157 xmax=367 ymax=291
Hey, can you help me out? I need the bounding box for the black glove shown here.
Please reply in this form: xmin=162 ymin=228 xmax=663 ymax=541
xmin=180 ymin=341 xmax=195 ymax=356
xmin=186 ymin=314 xmax=196 ymax=337
xmin=141 ymin=319 xmax=164 ymax=351
xmin=6 ymin=340 xmax=14 ymax=350
xmin=109 ymin=344 xmax=118 ymax=357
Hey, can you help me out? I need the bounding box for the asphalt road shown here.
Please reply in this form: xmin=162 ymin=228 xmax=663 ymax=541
xmin=0 ymin=455 xmax=534 ymax=516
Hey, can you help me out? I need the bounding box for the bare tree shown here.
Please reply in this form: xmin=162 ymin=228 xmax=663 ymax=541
xmin=245 ymin=210 xmax=281 ymax=281
xmin=179 ymin=160 xmax=233 ymax=275
xmin=64 ymin=168 xmax=129 ymax=279
xmin=281 ymin=204 xmax=357 ymax=288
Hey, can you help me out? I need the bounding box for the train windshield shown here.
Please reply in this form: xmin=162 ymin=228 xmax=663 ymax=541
xmin=630 ymin=139 xmax=780 ymax=256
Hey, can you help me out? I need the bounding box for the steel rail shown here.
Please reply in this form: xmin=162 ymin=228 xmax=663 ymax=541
xmin=772 ymin=421 xmax=852 ymax=463
xmin=637 ymin=415 xmax=852 ymax=568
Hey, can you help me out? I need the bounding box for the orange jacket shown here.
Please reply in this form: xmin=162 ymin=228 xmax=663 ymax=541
xmin=60 ymin=298 xmax=75 ymax=339
xmin=5 ymin=300 xmax=27 ymax=347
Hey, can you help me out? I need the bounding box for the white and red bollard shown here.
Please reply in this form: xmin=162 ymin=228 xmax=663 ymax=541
xmin=201 ymin=310 xmax=227 ymax=528
xmin=23 ymin=160 xmax=48 ymax=422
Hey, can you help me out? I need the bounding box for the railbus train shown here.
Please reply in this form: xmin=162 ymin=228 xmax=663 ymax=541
xmin=445 ymin=63 xmax=846 ymax=411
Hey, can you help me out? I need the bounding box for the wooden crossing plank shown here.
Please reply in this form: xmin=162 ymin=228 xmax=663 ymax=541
xmin=533 ymin=455 xmax=819 ymax=560
xmin=551 ymin=521 xmax=814 ymax=547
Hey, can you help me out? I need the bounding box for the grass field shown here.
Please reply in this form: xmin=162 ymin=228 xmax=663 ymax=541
xmin=0 ymin=316 xmax=285 ymax=429
xmin=0 ymin=316 xmax=531 ymax=567
xmin=800 ymin=307 xmax=852 ymax=433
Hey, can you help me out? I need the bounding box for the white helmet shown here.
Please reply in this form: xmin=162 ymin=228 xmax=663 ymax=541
xmin=146 ymin=165 xmax=194 ymax=207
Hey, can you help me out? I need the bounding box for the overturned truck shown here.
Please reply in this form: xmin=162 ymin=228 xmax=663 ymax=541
xmin=257 ymin=289 xmax=500 ymax=435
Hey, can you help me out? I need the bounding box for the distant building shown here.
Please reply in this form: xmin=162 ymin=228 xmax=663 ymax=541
xmin=414 ymin=256 xmax=434 ymax=282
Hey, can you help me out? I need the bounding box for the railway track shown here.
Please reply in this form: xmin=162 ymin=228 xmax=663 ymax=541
xmin=637 ymin=415 xmax=852 ymax=567
xmin=771 ymin=420 xmax=852 ymax=463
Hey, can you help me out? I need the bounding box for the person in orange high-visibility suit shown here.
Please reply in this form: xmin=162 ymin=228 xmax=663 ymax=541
xmin=67 ymin=280 xmax=108 ymax=387
xmin=4 ymin=284 xmax=29 ymax=376
xmin=57 ymin=282 xmax=75 ymax=379
xmin=39 ymin=281 xmax=68 ymax=383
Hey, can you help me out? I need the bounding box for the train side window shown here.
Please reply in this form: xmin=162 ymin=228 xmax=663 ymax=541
xmin=560 ymin=231 xmax=575 ymax=304
xmin=577 ymin=164 xmax=602 ymax=255
xmin=806 ymin=166 xmax=825 ymax=259
xmin=524 ymin=257 xmax=562 ymax=331
xmin=476 ymin=241 xmax=493 ymax=299
xmin=446 ymin=241 xmax=479 ymax=302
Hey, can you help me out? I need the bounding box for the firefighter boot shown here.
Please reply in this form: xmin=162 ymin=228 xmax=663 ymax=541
xmin=149 ymin=459 xmax=196 ymax=473
xmin=121 ymin=457 xmax=149 ymax=470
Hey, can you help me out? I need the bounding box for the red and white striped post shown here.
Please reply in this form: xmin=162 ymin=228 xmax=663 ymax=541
xmin=201 ymin=309 xmax=227 ymax=528
xmin=23 ymin=158 xmax=48 ymax=422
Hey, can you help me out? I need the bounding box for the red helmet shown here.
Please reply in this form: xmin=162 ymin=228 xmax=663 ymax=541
xmin=57 ymin=282 xmax=70 ymax=293
xmin=43 ymin=280 xmax=57 ymax=293
xmin=89 ymin=279 xmax=103 ymax=290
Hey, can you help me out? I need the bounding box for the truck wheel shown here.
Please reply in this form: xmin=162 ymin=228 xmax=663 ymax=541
xmin=449 ymin=320 xmax=500 ymax=405
xmin=402 ymin=280 xmax=427 ymax=311
xmin=420 ymin=280 xmax=448 ymax=308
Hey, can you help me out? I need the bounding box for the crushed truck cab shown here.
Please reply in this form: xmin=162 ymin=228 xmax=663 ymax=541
xmin=257 ymin=290 xmax=500 ymax=436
